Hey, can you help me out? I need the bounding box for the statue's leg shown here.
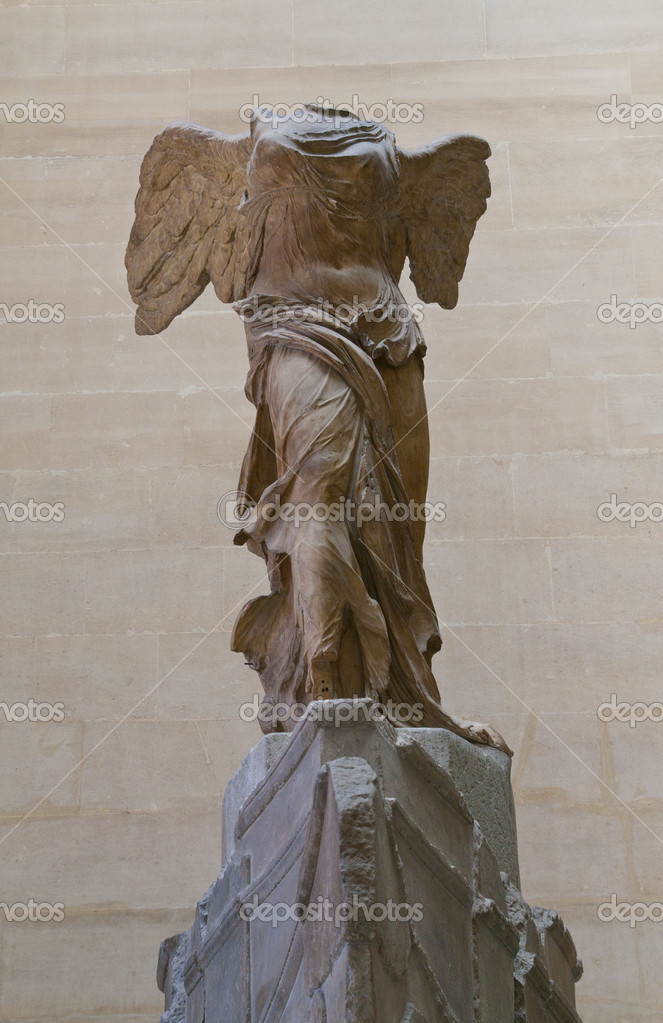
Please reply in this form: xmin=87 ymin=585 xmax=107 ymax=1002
xmin=264 ymin=345 xmax=391 ymax=699
xmin=376 ymin=353 xmax=429 ymax=561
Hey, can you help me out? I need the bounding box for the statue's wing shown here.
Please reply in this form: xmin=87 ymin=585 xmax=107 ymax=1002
xmin=125 ymin=122 xmax=253 ymax=335
xmin=388 ymin=134 xmax=491 ymax=308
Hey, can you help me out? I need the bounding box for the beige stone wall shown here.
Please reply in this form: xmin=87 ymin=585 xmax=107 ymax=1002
xmin=1 ymin=3 xmax=662 ymax=1020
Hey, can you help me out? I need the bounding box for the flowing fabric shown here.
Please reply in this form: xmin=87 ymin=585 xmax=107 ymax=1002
xmin=230 ymin=301 xmax=464 ymax=731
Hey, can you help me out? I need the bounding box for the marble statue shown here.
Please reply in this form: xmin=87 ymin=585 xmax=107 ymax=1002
xmin=126 ymin=104 xmax=509 ymax=753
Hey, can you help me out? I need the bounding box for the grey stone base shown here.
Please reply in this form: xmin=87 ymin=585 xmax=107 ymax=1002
xmin=157 ymin=701 xmax=584 ymax=1023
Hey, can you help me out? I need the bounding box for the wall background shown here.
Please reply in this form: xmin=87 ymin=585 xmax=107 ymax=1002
xmin=1 ymin=3 xmax=662 ymax=1020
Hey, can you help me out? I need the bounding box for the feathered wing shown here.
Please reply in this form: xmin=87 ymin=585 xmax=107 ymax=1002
xmin=125 ymin=122 xmax=253 ymax=335
xmin=388 ymin=133 xmax=491 ymax=308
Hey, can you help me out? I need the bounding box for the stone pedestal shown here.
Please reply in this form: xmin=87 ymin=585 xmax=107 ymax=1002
xmin=157 ymin=701 xmax=584 ymax=1023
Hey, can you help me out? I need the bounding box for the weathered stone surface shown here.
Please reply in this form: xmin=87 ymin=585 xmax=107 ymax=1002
xmin=221 ymin=732 xmax=290 ymax=862
xmin=403 ymin=727 xmax=520 ymax=885
xmin=157 ymin=704 xmax=583 ymax=1022
xmin=505 ymin=878 xmax=584 ymax=1023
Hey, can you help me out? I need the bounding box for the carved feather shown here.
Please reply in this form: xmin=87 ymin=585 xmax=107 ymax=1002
xmin=125 ymin=122 xmax=253 ymax=334
xmin=389 ymin=133 xmax=491 ymax=309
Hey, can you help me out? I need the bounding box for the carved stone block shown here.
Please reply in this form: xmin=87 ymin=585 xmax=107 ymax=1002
xmin=157 ymin=702 xmax=584 ymax=1023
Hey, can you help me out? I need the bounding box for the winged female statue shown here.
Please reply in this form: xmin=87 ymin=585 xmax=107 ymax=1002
xmin=126 ymin=104 xmax=510 ymax=754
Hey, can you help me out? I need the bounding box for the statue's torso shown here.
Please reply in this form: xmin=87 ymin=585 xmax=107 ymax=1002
xmin=240 ymin=115 xmax=425 ymax=365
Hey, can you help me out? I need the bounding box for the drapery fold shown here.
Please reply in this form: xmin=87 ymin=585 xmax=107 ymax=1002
xmin=230 ymin=303 xmax=460 ymax=732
